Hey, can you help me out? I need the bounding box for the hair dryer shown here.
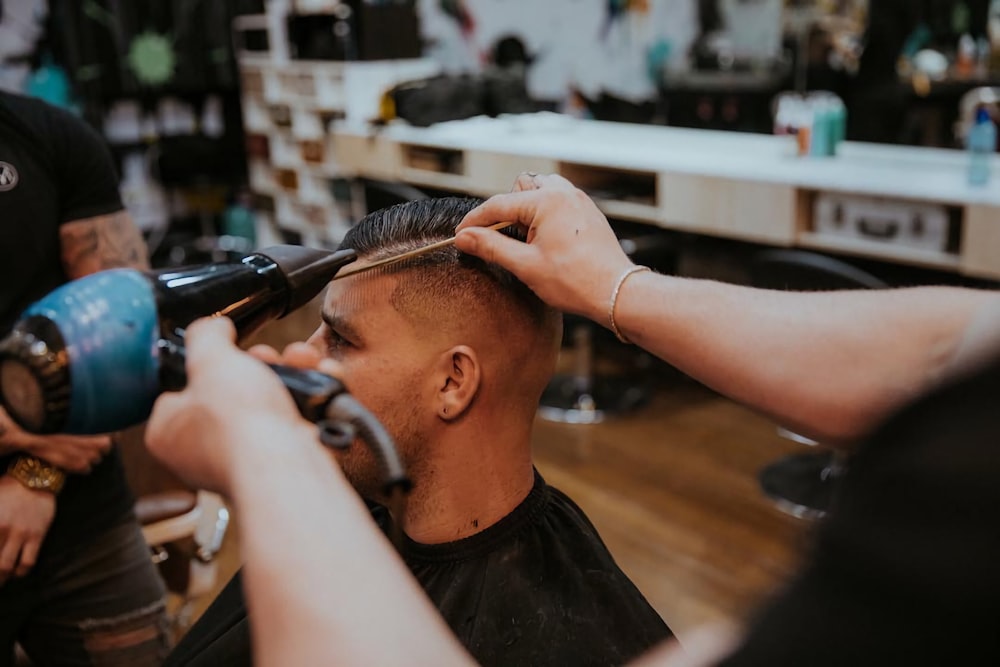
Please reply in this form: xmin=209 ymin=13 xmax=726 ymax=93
xmin=0 ymin=244 xmax=410 ymax=495
xmin=0 ymin=245 xmax=359 ymax=436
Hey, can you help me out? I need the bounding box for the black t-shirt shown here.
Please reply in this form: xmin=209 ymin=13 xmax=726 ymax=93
xmin=0 ymin=91 xmax=135 ymax=553
xmin=166 ymin=472 xmax=672 ymax=667
xmin=720 ymin=351 xmax=1000 ymax=666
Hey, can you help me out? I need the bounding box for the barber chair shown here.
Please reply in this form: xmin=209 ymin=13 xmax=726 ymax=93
xmin=538 ymin=228 xmax=677 ymax=424
xmin=137 ymin=490 xmax=229 ymax=631
xmin=751 ymin=249 xmax=888 ymax=519
xmin=117 ymin=428 xmax=230 ymax=633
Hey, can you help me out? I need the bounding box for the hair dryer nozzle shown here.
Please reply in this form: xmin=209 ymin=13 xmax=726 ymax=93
xmin=254 ymin=246 xmax=358 ymax=316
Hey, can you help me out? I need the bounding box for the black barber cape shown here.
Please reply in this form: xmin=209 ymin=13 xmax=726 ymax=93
xmin=721 ymin=351 xmax=1000 ymax=666
xmin=166 ymin=472 xmax=671 ymax=666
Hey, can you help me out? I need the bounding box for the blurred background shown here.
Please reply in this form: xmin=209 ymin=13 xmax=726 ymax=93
xmin=2 ymin=0 xmax=998 ymax=264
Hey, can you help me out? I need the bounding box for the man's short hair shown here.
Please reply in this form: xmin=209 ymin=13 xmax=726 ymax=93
xmin=338 ymin=197 xmax=555 ymax=332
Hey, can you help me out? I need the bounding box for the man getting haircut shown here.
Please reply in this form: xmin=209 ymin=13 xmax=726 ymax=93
xmin=165 ymin=197 xmax=672 ymax=667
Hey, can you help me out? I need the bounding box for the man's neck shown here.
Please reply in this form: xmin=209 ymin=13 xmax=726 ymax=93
xmin=398 ymin=422 xmax=535 ymax=545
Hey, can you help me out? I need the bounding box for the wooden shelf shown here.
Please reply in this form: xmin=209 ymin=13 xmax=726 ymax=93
xmin=324 ymin=112 xmax=1000 ymax=279
xmin=798 ymin=232 xmax=961 ymax=271
xmin=399 ymin=168 xmax=470 ymax=193
xmin=595 ymin=199 xmax=662 ymax=224
xmin=402 ymin=144 xmax=465 ymax=176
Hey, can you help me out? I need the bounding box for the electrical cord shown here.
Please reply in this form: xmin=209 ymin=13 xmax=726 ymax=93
xmin=324 ymin=393 xmax=412 ymax=548
xmin=325 ymin=393 xmax=411 ymax=496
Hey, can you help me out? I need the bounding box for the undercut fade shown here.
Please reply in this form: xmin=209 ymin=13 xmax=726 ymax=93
xmin=339 ymin=197 xmax=555 ymax=330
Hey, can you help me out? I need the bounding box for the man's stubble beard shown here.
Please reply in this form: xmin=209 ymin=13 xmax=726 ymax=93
xmin=334 ymin=399 xmax=426 ymax=503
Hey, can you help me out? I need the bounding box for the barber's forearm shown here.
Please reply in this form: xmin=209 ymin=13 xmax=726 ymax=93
xmin=615 ymin=274 xmax=995 ymax=443
xmin=0 ymin=410 xmax=23 ymax=454
xmin=230 ymin=423 xmax=473 ymax=667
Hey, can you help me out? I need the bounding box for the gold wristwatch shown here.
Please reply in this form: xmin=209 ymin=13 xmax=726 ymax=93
xmin=7 ymin=456 xmax=66 ymax=494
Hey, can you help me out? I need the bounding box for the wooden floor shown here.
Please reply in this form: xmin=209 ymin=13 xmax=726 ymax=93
xmin=179 ymin=309 xmax=812 ymax=645
xmin=531 ymin=380 xmax=808 ymax=637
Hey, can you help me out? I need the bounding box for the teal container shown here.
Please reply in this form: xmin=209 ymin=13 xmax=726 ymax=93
xmin=829 ymin=102 xmax=847 ymax=155
xmin=809 ymin=105 xmax=831 ymax=157
xmin=223 ymin=204 xmax=257 ymax=246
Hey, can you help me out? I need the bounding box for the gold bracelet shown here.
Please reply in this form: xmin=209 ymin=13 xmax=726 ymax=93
xmin=7 ymin=456 xmax=66 ymax=494
xmin=609 ymin=265 xmax=651 ymax=344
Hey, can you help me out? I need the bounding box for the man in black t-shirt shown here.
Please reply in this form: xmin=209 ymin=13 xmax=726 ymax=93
xmin=164 ymin=197 xmax=672 ymax=667
xmin=0 ymin=91 xmax=169 ymax=665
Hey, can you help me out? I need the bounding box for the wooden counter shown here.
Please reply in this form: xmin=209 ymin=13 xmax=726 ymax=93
xmin=330 ymin=114 xmax=1000 ymax=280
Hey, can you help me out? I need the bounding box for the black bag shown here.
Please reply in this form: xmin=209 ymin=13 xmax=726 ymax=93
xmin=387 ymin=74 xmax=487 ymax=127
xmin=386 ymin=70 xmax=537 ymax=128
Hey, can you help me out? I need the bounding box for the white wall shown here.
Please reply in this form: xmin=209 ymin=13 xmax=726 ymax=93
xmin=417 ymin=0 xmax=699 ymax=102
xmin=416 ymin=0 xmax=783 ymax=103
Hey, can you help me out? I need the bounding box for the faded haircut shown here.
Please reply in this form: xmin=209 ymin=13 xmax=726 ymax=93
xmin=338 ymin=197 xmax=555 ymax=331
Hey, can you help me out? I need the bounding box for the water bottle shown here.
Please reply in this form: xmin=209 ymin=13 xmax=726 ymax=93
xmin=968 ymin=107 xmax=997 ymax=187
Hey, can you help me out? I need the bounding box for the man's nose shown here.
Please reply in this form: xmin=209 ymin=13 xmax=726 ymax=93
xmin=306 ymin=328 xmax=324 ymax=349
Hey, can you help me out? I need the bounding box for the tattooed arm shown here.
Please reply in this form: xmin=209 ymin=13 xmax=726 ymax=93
xmin=1 ymin=212 xmax=147 ymax=471
xmin=60 ymin=209 xmax=150 ymax=278
xmin=2 ymin=210 xmax=137 ymax=458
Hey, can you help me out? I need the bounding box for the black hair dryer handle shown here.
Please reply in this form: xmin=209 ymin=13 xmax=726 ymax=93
xmin=268 ymin=365 xmax=346 ymax=422
xmin=158 ymin=338 xmax=345 ymax=423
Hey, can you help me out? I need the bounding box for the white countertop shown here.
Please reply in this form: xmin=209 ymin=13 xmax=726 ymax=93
xmin=335 ymin=113 xmax=1000 ymax=207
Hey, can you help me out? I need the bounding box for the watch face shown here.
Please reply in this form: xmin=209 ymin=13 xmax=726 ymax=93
xmin=0 ymin=359 xmax=45 ymax=432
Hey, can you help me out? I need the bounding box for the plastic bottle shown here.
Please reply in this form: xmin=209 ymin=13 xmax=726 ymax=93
xmin=828 ymin=97 xmax=847 ymax=155
xmin=120 ymin=151 xmax=168 ymax=232
xmin=957 ymin=34 xmax=977 ymax=78
xmin=968 ymin=107 xmax=996 ymax=187
xmin=796 ymin=103 xmax=813 ymax=156
xmin=809 ymin=100 xmax=831 ymax=157
xmin=223 ymin=189 xmax=258 ymax=249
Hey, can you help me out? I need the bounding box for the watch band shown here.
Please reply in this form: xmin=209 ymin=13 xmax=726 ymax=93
xmin=7 ymin=455 xmax=66 ymax=494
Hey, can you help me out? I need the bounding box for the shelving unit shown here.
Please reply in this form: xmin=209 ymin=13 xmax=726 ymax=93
xmin=233 ymin=0 xmax=440 ymax=248
xmin=330 ymin=113 xmax=1000 ymax=280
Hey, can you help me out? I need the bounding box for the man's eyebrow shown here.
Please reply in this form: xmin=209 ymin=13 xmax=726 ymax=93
xmin=320 ymin=310 xmax=362 ymax=340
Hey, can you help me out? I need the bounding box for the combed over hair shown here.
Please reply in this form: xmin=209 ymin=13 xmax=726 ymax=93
xmin=339 ymin=197 xmax=553 ymax=329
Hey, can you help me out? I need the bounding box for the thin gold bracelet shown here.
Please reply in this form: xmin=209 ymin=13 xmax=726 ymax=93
xmin=609 ymin=265 xmax=651 ymax=344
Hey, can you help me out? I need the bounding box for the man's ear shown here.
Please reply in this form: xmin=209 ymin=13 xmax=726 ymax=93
xmin=435 ymin=345 xmax=481 ymax=421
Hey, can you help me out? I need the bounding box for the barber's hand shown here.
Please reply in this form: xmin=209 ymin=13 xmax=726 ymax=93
xmin=456 ymin=173 xmax=633 ymax=324
xmin=0 ymin=406 xmax=110 ymax=474
xmin=146 ymin=317 xmax=317 ymax=497
xmin=0 ymin=475 xmax=56 ymax=584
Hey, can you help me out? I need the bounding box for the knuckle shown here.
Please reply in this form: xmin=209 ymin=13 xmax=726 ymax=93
xmin=480 ymin=244 xmax=497 ymax=265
